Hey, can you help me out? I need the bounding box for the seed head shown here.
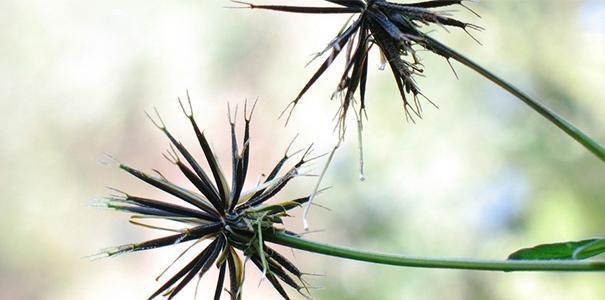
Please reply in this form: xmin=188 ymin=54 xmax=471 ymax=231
xmin=236 ymin=0 xmax=482 ymax=133
xmin=97 ymin=95 xmax=316 ymax=300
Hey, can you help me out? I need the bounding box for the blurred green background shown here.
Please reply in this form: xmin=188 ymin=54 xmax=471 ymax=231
xmin=1 ymin=0 xmax=604 ymax=299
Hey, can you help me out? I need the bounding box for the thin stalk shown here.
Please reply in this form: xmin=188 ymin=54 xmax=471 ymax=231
xmin=266 ymin=232 xmax=605 ymax=272
xmin=425 ymin=36 xmax=605 ymax=162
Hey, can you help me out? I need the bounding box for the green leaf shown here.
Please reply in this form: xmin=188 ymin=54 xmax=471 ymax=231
xmin=508 ymin=238 xmax=605 ymax=260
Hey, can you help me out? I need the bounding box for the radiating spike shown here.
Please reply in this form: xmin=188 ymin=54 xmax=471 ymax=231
xmin=250 ymin=256 xmax=291 ymax=300
xmin=147 ymin=240 xmax=216 ymax=300
xmin=123 ymin=194 xmax=216 ymax=221
xmin=168 ymin=149 xmax=226 ymax=214
xmin=186 ymin=113 xmax=231 ymax=206
xmin=119 ymin=163 xmax=219 ymax=215
xmin=227 ymin=248 xmax=244 ymax=300
xmin=231 ymin=1 xmax=362 ymax=14
xmin=164 ymin=237 xmax=222 ymax=300
xmin=213 ymin=260 xmax=228 ymax=300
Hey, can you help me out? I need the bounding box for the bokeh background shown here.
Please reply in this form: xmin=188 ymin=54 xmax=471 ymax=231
xmin=1 ymin=0 xmax=604 ymax=299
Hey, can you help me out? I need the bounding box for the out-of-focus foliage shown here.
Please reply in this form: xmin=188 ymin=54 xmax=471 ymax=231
xmin=0 ymin=0 xmax=603 ymax=299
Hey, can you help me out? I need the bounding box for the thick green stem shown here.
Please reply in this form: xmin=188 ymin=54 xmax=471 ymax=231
xmin=425 ymin=36 xmax=605 ymax=162
xmin=265 ymin=232 xmax=605 ymax=272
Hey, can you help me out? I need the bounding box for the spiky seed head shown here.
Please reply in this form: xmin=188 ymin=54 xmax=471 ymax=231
xmin=238 ymin=0 xmax=482 ymax=132
xmin=97 ymin=97 xmax=314 ymax=300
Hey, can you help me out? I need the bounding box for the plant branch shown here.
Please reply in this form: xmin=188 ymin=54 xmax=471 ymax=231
xmin=425 ymin=36 xmax=605 ymax=162
xmin=266 ymin=231 xmax=605 ymax=272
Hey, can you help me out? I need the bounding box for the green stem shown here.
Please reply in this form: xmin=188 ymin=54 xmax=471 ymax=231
xmin=265 ymin=232 xmax=605 ymax=272
xmin=425 ymin=36 xmax=605 ymax=162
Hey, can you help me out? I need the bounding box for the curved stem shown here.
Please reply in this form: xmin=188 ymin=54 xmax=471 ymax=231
xmin=265 ymin=232 xmax=605 ymax=272
xmin=425 ymin=36 xmax=605 ymax=162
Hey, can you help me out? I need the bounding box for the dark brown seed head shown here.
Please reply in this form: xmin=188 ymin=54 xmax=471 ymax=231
xmin=96 ymin=96 xmax=314 ymax=299
xmin=237 ymin=0 xmax=482 ymax=130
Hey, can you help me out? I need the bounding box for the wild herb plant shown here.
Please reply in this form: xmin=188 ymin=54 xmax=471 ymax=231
xmin=97 ymin=1 xmax=605 ymax=299
xmin=98 ymin=99 xmax=605 ymax=299
xmin=236 ymin=0 xmax=605 ymax=163
xmin=235 ymin=0 xmax=604 ymax=228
